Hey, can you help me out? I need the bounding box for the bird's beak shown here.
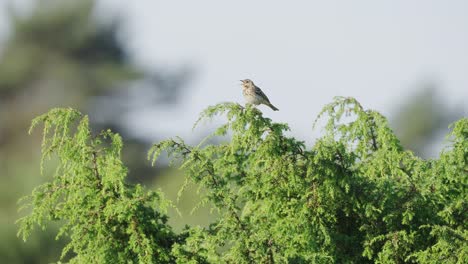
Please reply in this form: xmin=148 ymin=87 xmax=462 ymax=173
xmin=240 ymin=80 xmax=244 ymax=83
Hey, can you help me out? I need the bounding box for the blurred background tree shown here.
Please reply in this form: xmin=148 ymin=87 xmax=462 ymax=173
xmin=0 ymin=0 xmax=193 ymax=262
xmin=389 ymin=80 xmax=465 ymax=158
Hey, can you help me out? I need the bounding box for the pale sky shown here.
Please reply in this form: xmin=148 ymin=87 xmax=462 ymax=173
xmin=2 ymin=0 xmax=468 ymax=147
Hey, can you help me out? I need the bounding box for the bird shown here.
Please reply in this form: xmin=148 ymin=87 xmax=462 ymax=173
xmin=240 ymin=79 xmax=279 ymax=111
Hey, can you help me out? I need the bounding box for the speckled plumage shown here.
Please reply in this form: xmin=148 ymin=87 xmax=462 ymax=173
xmin=240 ymin=79 xmax=279 ymax=111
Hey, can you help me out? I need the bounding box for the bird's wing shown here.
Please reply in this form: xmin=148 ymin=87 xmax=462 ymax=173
xmin=255 ymin=86 xmax=271 ymax=103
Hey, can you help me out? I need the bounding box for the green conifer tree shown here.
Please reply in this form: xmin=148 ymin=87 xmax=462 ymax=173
xmin=20 ymin=97 xmax=467 ymax=263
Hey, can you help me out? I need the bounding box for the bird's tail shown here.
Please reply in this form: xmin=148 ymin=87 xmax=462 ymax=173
xmin=267 ymin=103 xmax=279 ymax=111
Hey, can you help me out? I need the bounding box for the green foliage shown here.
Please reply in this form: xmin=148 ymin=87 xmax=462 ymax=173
xmin=18 ymin=108 xmax=179 ymax=263
xmin=21 ymin=98 xmax=467 ymax=263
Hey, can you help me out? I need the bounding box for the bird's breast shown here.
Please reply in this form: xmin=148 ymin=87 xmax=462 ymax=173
xmin=243 ymin=88 xmax=261 ymax=104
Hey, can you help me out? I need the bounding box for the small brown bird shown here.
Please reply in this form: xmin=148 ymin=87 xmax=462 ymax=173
xmin=240 ymin=79 xmax=279 ymax=111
